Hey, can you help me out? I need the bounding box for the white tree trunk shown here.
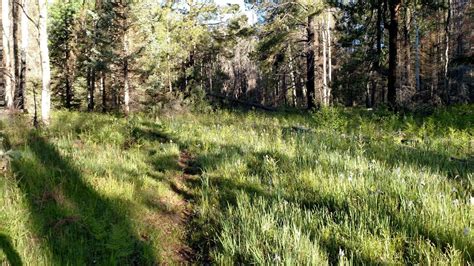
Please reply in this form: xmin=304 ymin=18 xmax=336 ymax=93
xmin=322 ymin=19 xmax=328 ymax=106
xmin=2 ymin=0 xmax=14 ymax=108
xmin=38 ymin=0 xmax=51 ymax=124
xmin=288 ymin=44 xmax=298 ymax=107
xmin=327 ymin=11 xmax=332 ymax=104
xmin=123 ymin=31 xmax=130 ymax=115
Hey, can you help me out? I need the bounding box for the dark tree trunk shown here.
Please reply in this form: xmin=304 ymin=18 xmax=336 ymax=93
xmin=102 ymin=73 xmax=106 ymax=113
xmin=388 ymin=0 xmax=401 ymax=109
xmin=444 ymin=0 xmax=451 ymax=104
xmin=65 ymin=76 xmax=72 ymax=109
xmin=87 ymin=67 xmax=95 ymax=111
xmin=306 ymin=14 xmax=316 ymax=110
xmin=65 ymin=44 xmax=72 ymax=109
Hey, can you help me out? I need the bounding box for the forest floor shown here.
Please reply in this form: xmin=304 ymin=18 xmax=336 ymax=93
xmin=0 ymin=105 xmax=473 ymax=264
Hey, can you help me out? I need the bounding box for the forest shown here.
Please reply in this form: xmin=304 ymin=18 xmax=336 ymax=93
xmin=0 ymin=0 xmax=473 ymax=265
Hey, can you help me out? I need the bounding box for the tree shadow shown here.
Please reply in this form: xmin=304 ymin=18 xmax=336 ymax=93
xmin=288 ymin=128 xmax=473 ymax=182
xmin=365 ymin=142 xmax=474 ymax=180
xmin=186 ymin=139 xmax=472 ymax=263
xmin=0 ymin=233 xmax=22 ymax=266
xmin=132 ymin=118 xmax=473 ymax=264
xmin=10 ymin=132 xmax=156 ymax=265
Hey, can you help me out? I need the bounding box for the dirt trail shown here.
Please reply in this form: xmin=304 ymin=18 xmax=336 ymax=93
xmin=157 ymin=150 xmax=200 ymax=265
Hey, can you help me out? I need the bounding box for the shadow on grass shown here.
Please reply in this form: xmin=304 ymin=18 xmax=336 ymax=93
xmin=366 ymin=143 xmax=474 ymax=179
xmin=293 ymin=129 xmax=473 ymax=181
xmin=191 ymin=141 xmax=473 ymax=263
xmin=10 ymin=132 xmax=156 ymax=265
xmin=135 ymin=121 xmax=388 ymax=264
xmin=135 ymin=117 xmax=473 ymax=264
xmin=0 ymin=233 xmax=22 ymax=266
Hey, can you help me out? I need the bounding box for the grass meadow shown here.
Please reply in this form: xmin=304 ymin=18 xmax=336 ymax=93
xmin=1 ymin=105 xmax=473 ymax=264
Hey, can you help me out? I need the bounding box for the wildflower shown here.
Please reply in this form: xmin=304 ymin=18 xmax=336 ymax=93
xmin=348 ymin=174 xmax=353 ymax=182
xmin=395 ymin=167 xmax=401 ymax=176
xmin=407 ymin=200 xmax=414 ymax=208
xmin=470 ymin=197 xmax=474 ymax=206
xmin=451 ymin=188 xmax=458 ymax=193
xmin=452 ymin=199 xmax=459 ymax=206
xmin=420 ymin=180 xmax=426 ymax=186
xmin=338 ymin=248 xmax=345 ymax=257
xmin=273 ymin=254 xmax=281 ymax=262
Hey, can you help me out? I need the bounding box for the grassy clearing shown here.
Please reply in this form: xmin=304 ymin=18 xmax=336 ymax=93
xmin=1 ymin=105 xmax=473 ymax=264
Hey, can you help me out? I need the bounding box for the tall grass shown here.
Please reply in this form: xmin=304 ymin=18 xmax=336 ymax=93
xmin=166 ymin=106 xmax=473 ymax=264
xmin=1 ymin=105 xmax=473 ymax=264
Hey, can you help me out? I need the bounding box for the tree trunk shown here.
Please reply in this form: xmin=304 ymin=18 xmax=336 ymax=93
xmin=327 ymin=10 xmax=332 ymax=104
xmin=65 ymin=72 xmax=72 ymax=109
xmin=414 ymin=10 xmax=420 ymax=91
xmin=39 ymin=0 xmax=51 ymax=124
xmin=2 ymin=0 xmax=14 ymax=109
xmin=122 ymin=3 xmax=130 ymax=116
xmin=388 ymin=0 xmax=401 ymax=109
xmin=101 ymin=72 xmax=106 ymax=113
xmin=444 ymin=0 xmax=451 ymax=103
xmin=374 ymin=0 xmax=383 ymax=105
xmin=87 ymin=67 xmax=95 ymax=111
xmin=64 ymin=38 xmax=73 ymax=109
xmin=18 ymin=0 xmax=27 ymax=110
xmin=123 ymin=39 xmax=130 ymax=115
xmin=288 ymin=44 xmax=298 ymax=107
xmin=322 ymin=18 xmax=328 ymax=106
xmin=12 ymin=0 xmax=20 ymax=109
xmin=306 ymin=14 xmax=316 ymax=109
xmin=404 ymin=7 xmax=413 ymax=90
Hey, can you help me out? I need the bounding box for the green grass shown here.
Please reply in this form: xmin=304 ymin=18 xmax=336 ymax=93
xmin=1 ymin=105 xmax=473 ymax=264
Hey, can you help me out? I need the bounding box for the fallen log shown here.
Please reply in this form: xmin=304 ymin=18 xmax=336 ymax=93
xmin=207 ymin=93 xmax=277 ymax=111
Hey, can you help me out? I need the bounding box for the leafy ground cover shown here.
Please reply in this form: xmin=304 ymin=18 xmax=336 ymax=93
xmin=1 ymin=105 xmax=473 ymax=264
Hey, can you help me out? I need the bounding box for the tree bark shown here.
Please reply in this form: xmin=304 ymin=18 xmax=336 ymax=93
xmin=2 ymin=0 xmax=14 ymax=109
xmin=404 ymin=7 xmax=413 ymax=90
xmin=123 ymin=36 xmax=130 ymax=115
xmin=444 ymin=0 xmax=451 ymax=103
xmin=306 ymin=14 xmax=316 ymax=109
xmin=288 ymin=44 xmax=298 ymax=107
xmin=12 ymin=0 xmax=21 ymax=109
xmin=322 ymin=18 xmax=328 ymax=106
xmin=388 ymin=0 xmax=401 ymax=109
xmin=101 ymin=72 xmax=106 ymax=113
xmin=65 ymin=69 xmax=72 ymax=109
xmin=87 ymin=67 xmax=95 ymax=111
xmin=39 ymin=0 xmax=51 ymax=124
xmin=327 ymin=10 xmax=332 ymax=104
xmin=18 ymin=0 xmax=27 ymax=110
xmin=374 ymin=0 xmax=383 ymax=105
xmin=414 ymin=10 xmax=420 ymax=91
xmin=122 ymin=3 xmax=130 ymax=116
